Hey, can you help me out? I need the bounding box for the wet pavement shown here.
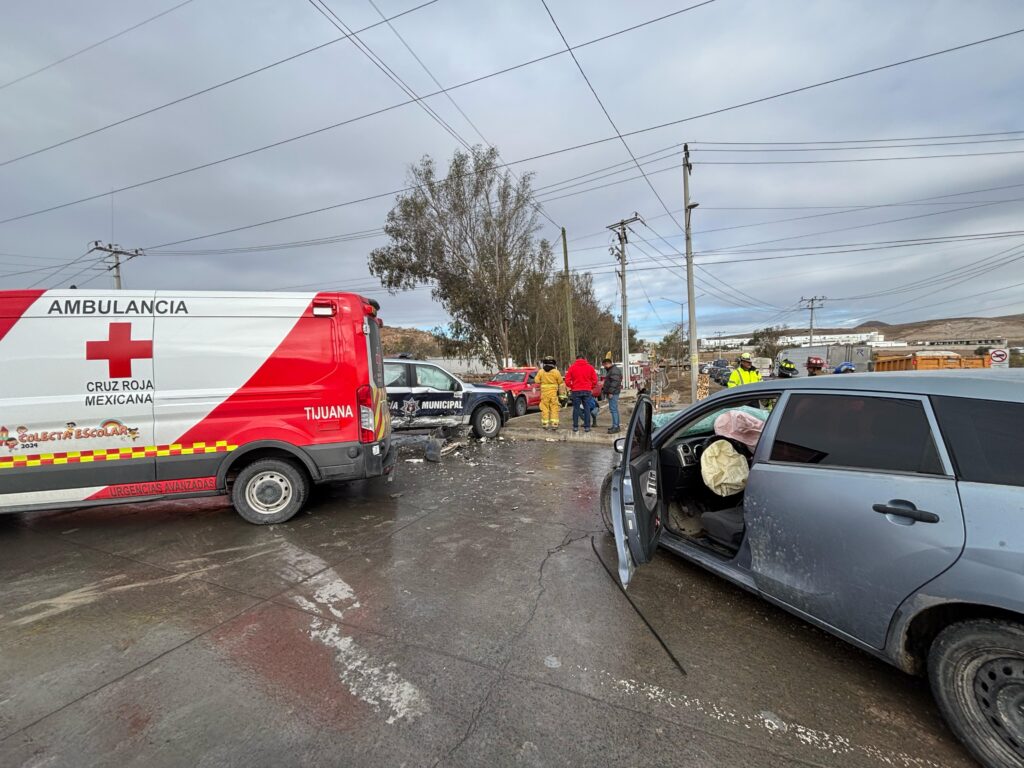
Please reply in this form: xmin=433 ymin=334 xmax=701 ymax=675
xmin=0 ymin=441 xmax=974 ymax=767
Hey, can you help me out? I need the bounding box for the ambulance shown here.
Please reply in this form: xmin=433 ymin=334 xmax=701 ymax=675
xmin=0 ymin=290 xmax=393 ymax=524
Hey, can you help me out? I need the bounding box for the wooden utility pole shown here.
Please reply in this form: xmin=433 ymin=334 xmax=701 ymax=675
xmin=607 ymin=213 xmax=643 ymax=388
xmin=90 ymin=242 xmax=142 ymax=289
xmin=801 ymin=296 xmax=826 ymax=347
xmin=682 ymin=144 xmax=700 ymax=404
xmin=561 ymin=227 xmax=576 ymax=362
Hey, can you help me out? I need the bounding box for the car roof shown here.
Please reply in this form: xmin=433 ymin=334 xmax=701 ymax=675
xmin=731 ymin=369 xmax=1024 ymax=403
xmin=493 ymin=367 xmax=535 ymax=372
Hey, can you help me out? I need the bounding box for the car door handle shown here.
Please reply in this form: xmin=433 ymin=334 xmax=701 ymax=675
xmin=872 ymin=503 xmax=940 ymax=524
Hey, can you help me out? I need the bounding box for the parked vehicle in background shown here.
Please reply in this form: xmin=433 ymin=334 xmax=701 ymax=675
xmin=0 ymin=290 xmax=393 ymax=525
xmin=486 ymin=367 xmax=540 ymax=417
xmin=603 ymin=371 xmax=1024 ymax=768
xmin=752 ymin=356 xmax=773 ymax=378
xmin=875 ymin=350 xmax=991 ymax=371
xmin=384 ymin=357 xmax=510 ymax=438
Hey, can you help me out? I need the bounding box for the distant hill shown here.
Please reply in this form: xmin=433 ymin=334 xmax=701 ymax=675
xmin=380 ymin=326 xmax=442 ymax=358
xmin=791 ymin=313 xmax=1024 ymax=344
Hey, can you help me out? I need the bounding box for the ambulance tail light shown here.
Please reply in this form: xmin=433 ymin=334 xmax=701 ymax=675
xmin=357 ymin=385 xmax=376 ymax=443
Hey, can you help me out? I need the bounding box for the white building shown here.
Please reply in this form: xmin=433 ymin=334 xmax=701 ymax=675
xmin=699 ymin=330 xmax=884 ymax=348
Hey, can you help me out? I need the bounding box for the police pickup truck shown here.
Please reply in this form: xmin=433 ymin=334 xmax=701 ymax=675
xmin=383 ymin=357 xmax=511 ymax=438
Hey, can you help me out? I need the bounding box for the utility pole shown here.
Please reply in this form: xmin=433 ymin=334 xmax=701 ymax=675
xmin=607 ymin=213 xmax=643 ymax=389
xmin=561 ymin=227 xmax=576 ymax=362
xmin=800 ymin=296 xmax=826 ymax=347
xmin=90 ymin=242 xmax=143 ymax=289
xmin=682 ymin=144 xmax=700 ymax=404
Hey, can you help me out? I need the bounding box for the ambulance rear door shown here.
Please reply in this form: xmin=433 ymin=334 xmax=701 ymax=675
xmin=0 ymin=290 xmax=157 ymax=508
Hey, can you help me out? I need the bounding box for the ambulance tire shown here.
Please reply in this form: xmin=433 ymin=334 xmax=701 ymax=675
xmin=232 ymin=458 xmax=309 ymax=525
xmin=471 ymin=406 xmax=502 ymax=439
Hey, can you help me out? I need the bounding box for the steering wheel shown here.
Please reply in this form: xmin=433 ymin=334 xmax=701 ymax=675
xmin=697 ymin=435 xmax=752 ymax=464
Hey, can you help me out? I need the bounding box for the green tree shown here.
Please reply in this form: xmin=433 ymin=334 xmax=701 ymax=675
xmin=750 ymin=326 xmax=786 ymax=359
xmin=975 ymin=346 xmax=991 ymax=357
xmin=369 ymin=146 xmax=549 ymax=367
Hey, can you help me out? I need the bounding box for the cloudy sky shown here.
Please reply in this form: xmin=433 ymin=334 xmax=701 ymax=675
xmin=2 ymin=0 xmax=1023 ymax=340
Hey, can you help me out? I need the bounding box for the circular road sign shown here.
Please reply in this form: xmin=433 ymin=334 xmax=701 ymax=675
xmin=991 ymin=349 xmax=1009 ymax=363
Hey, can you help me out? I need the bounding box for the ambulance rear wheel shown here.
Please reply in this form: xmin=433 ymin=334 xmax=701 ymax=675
xmin=232 ymin=458 xmax=309 ymax=525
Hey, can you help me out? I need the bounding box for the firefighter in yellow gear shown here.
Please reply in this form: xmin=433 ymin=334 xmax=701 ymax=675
xmin=534 ymin=356 xmax=564 ymax=430
xmin=728 ymin=352 xmax=763 ymax=388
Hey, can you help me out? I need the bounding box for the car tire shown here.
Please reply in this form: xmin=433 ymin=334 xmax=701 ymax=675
xmin=231 ymin=458 xmax=309 ymax=525
xmin=928 ymin=619 xmax=1024 ymax=768
xmin=599 ymin=470 xmax=614 ymax=535
xmin=514 ymin=396 xmax=528 ymax=417
xmin=471 ymin=405 xmax=502 ymax=439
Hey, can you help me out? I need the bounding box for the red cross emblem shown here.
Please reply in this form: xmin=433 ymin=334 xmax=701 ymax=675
xmin=86 ymin=322 xmax=153 ymax=378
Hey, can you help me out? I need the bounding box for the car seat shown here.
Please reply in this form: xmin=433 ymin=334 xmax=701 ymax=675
xmin=700 ymin=507 xmax=745 ymax=549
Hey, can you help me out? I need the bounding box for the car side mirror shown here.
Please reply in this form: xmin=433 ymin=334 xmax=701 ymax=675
xmin=613 ymin=437 xmax=626 ymax=454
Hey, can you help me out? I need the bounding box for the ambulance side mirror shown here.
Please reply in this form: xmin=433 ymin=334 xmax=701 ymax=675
xmin=613 ymin=437 xmax=626 ymax=454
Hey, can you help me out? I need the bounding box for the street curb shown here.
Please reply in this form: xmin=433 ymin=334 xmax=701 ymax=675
xmin=503 ymin=426 xmax=621 ymax=445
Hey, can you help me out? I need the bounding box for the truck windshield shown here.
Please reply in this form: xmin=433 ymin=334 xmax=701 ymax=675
xmin=491 ymin=371 xmax=526 ymax=382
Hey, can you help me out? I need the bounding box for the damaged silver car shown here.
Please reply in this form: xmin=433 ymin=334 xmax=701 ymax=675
xmin=603 ymin=371 xmax=1024 ymax=768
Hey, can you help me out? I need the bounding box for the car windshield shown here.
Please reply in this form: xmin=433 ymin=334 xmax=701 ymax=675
xmin=491 ymin=371 xmax=527 ymax=382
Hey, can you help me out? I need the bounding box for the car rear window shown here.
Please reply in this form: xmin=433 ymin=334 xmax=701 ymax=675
xmin=931 ymin=396 xmax=1024 ymax=487
xmin=770 ymin=394 xmax=944 ymax=475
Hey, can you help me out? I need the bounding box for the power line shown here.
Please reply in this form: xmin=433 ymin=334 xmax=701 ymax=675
xmin=306 ymin=0 xmax=474 ymax=151
xmin=6 ymin=16 xmax=1020 ymax=233
xmin=0 ymin=0 xmax=693 ymax=170
xmin=361 ymin=0 xmax=560 ymax=228
xmin=695 ymin=196 xmax=1024 ymax=256
xmin=0 ymin=0 xmax=441 ymax=168
xmin=0 ymin=0 xmax=197 ymax=92
xmin=538 ymin=0 xmax=700 ymax=237
xmin=694 ymin=148 xmax=1024 ymax=164
xmin=690 ymin=136 xmax=1024 ymax=152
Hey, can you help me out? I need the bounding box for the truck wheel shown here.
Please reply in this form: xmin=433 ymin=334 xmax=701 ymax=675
xmin=514 ymin=396 xmax=528 ymax=417
xmin=231 ymin=458 xmax=309 ymax=525
xmin=472 ymin=406 xmax=501 ymax=439
xmin=928 ymin=619 xmax=1024 ymax=768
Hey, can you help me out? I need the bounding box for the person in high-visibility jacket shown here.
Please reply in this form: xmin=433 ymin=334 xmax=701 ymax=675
xmin=534 ymin=356 xmax=564 ymax=430
xmin=728 ymin=352 xmax=763 ymax=388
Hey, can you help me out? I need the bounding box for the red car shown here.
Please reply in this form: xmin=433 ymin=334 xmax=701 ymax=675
xmin=486 ymin=367 xmax=540 ymax=417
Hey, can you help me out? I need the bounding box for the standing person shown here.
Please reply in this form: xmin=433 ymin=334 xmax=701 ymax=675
xmin=564 ymin=354 xmax=598 ymax=433
xmin=534 ymin=356 xmax=563 ymax=430
xmin=728 ymin=352 xmax=763 ymax=388
xmin=601 ymin=355 xmax=623 ymax=433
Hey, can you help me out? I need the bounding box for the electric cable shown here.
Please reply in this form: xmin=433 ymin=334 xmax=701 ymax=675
xmin=6 ymin=18 xmax=1019 ymax=233
xmin=0 ymin=0 xmax=197 ymax=92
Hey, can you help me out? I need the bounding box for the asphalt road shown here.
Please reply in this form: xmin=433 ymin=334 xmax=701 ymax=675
xmin=0 ymin=441 xmax=974 ymax=767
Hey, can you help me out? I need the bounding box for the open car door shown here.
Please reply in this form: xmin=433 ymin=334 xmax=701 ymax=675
xmin=610 ymin=395 xmax=663 ymax=588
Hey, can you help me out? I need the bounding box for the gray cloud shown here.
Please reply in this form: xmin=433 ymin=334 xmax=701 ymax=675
xmin=2 ymin=0 xmax=1022 ymax=338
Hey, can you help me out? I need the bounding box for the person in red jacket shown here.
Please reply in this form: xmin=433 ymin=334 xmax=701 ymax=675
xmin=564 ymin=354 xmax=598 ymax=433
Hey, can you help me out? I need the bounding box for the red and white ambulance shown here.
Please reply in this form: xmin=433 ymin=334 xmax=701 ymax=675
xmin=0 ymin=290 xmax=393 ymax=524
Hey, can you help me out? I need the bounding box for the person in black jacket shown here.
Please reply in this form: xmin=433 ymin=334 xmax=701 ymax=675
xmin=601 ymin=355 xmax=623 ymax=433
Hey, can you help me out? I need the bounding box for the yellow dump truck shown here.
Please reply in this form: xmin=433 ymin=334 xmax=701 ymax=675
xmin=873 ymin=350 xmax=991 ymax=372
